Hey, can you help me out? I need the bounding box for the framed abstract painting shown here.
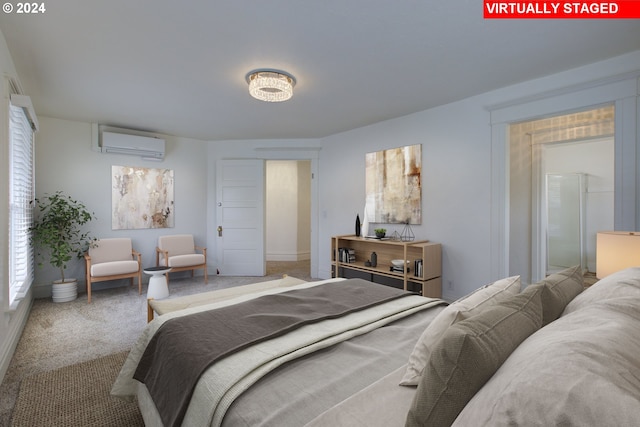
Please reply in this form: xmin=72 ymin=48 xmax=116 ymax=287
xmin=365 ymin=144 xmax=421 ymax=224
xmin=111 ymin=165 xmax=175 ymax=230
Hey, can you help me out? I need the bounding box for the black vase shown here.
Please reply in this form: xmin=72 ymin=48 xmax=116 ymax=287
xmin=355 ymin=214 xmax=361 ymax=237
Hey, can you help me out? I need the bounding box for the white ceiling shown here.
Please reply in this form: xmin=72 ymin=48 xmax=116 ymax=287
xmin=1 ymin=1 xmax=639 ymax=141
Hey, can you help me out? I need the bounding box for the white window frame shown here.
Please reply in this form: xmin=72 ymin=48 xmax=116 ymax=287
xmin=8 ymin=93 xmax=38 ymax=309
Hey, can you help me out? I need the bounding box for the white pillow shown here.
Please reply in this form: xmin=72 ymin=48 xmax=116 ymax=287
xmin=399 ymin=275 xmax=521 ymax=386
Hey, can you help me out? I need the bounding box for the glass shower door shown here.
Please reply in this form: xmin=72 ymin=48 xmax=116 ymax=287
xmin=546 ymin=173 xmax=586 ymax=274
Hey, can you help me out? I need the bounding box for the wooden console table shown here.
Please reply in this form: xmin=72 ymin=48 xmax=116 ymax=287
xmin=331 ymin=235 xmax=442 ymax=298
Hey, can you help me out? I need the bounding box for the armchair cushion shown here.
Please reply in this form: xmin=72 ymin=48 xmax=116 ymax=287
xmin=91 ymin=260 xmax=140 ymax=277
xmin=89 ymin=238 xmax=134 ymax=264
xmin=158 ymin=234 xmax=197 ymax=257
xmin=162 ymin=254 xmax=205 ymax=268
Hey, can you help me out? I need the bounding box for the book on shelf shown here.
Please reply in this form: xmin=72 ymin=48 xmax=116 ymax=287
xmin=337 ymin=247 xmax=356 ymax=263
xmin=414 ymin=259 xmax=423 ymax=277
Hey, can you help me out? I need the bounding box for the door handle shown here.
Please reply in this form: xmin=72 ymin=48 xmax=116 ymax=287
xmin=217 ymin=226 xmax=223 ymax=237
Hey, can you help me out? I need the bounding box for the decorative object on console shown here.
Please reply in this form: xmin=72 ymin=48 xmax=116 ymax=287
xmin=401 ymin=222 xmax=415 ymax=242
xmin=375 ymin=228 xmax=386 ymax=238
xmin=355 ymin=214 xmax=361 ymax=237
xmin=371 ymin=252 xmax=377 ymax=267
xmin=596 ymin=231 xmax=640 ymax=278
xmin=362 ymin=203 xmax=370 ymax=237
xmin=391 ymin=259 xmax=410 ymax=274
xmin=245 ymin=69 xmax=296 ymax=102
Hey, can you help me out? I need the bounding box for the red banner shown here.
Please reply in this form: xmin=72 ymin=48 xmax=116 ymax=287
xmin=484 ymin=1 xmax=640 ymax=18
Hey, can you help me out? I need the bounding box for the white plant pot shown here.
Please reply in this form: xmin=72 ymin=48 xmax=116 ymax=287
xmin=52 ymin=279 xmax=78 ymax=303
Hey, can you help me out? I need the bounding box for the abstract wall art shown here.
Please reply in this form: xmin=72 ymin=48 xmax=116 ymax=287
xmin=111 ymin=165 xmax=174 ymax=230
xmin=365 ymin=144 xmax=422 ymax=224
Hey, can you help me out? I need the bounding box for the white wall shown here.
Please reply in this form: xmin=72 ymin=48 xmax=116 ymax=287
xmin=318 ymin=100 xmax=493 ymax=301
xmin=32 ymin=117 xmax=209 ymax=296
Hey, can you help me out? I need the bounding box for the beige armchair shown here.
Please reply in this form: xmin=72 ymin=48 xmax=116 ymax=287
xmin=156 ymin=234 xmax=207 ymax=284
xmin=84 ymin=238 xmax=142 ymax=303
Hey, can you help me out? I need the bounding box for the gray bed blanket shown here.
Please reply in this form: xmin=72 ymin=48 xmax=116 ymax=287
xmin=133 ymin=278 xmax=412 ymax=427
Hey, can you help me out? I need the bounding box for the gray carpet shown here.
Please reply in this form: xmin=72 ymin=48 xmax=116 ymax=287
xmin=0 ymin=260 xmax=313 ymax=426
xmin=11 ymin=352 xmax=143 ymax=427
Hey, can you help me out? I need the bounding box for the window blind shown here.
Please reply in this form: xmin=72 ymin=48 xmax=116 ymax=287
xmin=8 ymin=101 xmax=35 ymax=307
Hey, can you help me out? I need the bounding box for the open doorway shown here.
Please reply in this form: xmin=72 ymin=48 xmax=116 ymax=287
xmin=509 ymin=105 xmax=615 ymax=284
xmin=265 ymin=160 xmax=312 ymax=280
xmin=541 ymin=138 xmax=614 ymax=276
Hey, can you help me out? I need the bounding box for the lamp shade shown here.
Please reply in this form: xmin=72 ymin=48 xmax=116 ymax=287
xmin=596 ymin=231 xmax=640 ymax=278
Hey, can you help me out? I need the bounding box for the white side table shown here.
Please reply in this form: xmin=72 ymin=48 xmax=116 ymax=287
xmin=144 ymin=266 xmax=171 ymax=300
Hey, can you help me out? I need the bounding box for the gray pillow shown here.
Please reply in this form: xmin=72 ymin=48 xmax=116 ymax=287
xmin=400 ymin=275 xmax=521 ymax=386
xmin=524 ymin=265 xmax=584 ymax=326
xmin=405 ymin=287 xmax=543 ymax=427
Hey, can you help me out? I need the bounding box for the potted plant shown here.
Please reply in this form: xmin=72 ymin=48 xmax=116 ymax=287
xmin=374 ymin=228 xmax=386 ymax=238
xmin=30 ymin=191 xmax=96 ymax=302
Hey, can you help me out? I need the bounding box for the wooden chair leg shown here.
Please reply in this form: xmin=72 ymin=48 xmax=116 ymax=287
xmin=147 ymin=299 xmax=154 ymax=323
xmin=86 ymin=270 xmax=92 ymax=303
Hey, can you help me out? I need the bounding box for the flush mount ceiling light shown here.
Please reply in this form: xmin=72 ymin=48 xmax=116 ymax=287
xmin=245 ymin=69 xmax=296 ymax=102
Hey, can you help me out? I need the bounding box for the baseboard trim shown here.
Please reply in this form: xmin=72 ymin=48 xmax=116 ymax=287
xmin=266 ymin=252 xmax=310 ymax=261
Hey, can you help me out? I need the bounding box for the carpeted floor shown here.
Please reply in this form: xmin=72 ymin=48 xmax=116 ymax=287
xmin=0 ymin=260 xmax=313 ymax=426
xmin=11 ymin=352 xmax=143 ymax=427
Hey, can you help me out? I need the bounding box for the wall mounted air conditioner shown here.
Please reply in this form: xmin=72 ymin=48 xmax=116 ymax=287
xmin=100 ymin=131 xmax=165 ymax=160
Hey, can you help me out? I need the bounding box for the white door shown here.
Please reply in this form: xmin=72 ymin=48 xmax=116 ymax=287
xmin=216 ymin=159 xmax=265 ymax=276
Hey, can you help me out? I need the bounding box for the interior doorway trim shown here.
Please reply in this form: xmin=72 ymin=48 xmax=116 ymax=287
xmin=488 ymin=74 xmax=638 ymax=281
xmin=254 ymin=147 xmax=321 ymax=278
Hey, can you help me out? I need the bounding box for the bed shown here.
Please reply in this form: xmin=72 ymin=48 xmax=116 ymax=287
xmin=112 ymin=265 xmax=640 ymax=426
